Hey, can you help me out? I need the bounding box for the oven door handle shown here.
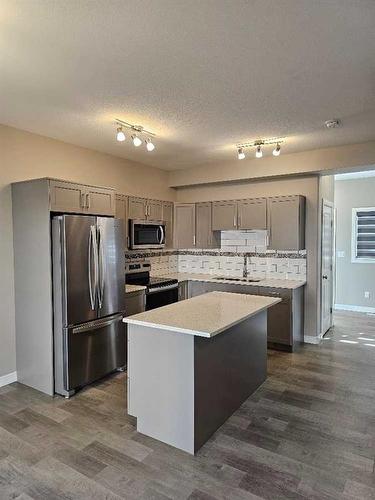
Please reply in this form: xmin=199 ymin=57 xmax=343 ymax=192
xmin=146 ymin=283 xmax=178 ymax=294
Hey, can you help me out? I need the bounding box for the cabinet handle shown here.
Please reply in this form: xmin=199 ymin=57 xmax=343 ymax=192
xmin=86 ymin=193 xmax=90 ymax=209
xmin=238 ymin=213 xmax=241 ymax=228
xmin=193 ymin=235 xmax=196 ymax=247
xmin=81 ymin=193 xmax=86 ymax=208
xmin=233 ymin=215 xmax=236 ymax=227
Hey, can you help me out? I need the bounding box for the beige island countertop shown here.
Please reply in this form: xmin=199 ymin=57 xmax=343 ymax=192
xmin=151 ymin=272 xmax=306 ymax=290
xmin=124 ymin=291 xmax=280 ymax=337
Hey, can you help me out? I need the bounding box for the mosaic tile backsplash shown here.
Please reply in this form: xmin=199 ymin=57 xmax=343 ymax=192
xmin=126 ymin=229 xmax=307 ymax=281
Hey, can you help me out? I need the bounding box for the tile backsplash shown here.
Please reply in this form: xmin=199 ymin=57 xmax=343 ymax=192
xmin=125 ymin=228 xmax=306 ymax=281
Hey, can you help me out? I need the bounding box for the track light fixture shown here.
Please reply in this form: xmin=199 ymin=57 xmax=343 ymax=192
xmin=255 ymin=145 xmax=263 ymax=158
xmin=237 ymin=147 xmax=245 ymax=160
xmin=146 ymin=138 xmax=155 ymax=152
xmin=114 ymin=118 xmax=156 ymax=152
xmin=131 ymin=134 xmax=142 ymax=147
xmin=272 ymin=143 xmax=281 ymax=156
xmin=116 ymin=126 xmax=126 ymax=142
xmin=236 ymin=138 xmax=285 ymax=160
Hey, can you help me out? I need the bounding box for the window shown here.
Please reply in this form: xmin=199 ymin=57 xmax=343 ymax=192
xmin=352 ymin=207 xmax=375 ymax=263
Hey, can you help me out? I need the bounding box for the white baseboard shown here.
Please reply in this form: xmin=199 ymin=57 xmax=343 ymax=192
xmin=0 ymin=371 xmax=17 ymax=388
xmin=304 ymin=335 xmax=322 ymax=345
xmin=335 ymin=304 xmax=375 ymax=314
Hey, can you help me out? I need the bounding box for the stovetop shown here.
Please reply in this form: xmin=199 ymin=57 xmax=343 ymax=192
xmin=148 ymin=276 xmax=178 ymax=289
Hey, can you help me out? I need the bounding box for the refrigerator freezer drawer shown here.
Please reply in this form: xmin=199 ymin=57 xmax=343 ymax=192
xmin=64 ymin=314 xmax=126 ymax=392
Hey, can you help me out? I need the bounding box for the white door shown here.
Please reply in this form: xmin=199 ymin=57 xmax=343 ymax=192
xmin=321 ymin=200 xmax=334 ymax=335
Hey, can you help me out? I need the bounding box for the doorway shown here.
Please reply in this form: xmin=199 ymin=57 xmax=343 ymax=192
xmin=321 ymin=200 xmax=334 ymax=336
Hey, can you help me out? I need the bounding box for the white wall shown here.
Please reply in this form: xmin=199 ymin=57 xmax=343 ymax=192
xmin=335 ymin=176 xmax=375 ymax=311
xmin=0 ymin=124 xmax=176 ymax=379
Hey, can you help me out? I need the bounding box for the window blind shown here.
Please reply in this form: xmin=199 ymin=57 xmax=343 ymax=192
xmin=355 ymin=209 xmax=375 ymax=260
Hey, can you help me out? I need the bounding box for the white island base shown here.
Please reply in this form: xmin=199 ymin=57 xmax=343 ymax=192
xmin=125 ymin=292 xmax=280 ymax=454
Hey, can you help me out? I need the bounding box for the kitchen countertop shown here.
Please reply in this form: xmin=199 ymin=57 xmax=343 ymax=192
xmin=124 ymin=291 xmax=280 ymax=337
xmin=151 ymin=272 xmax=306 ymax=290
xmin=125 ymin=284 xmax=146 ymax=294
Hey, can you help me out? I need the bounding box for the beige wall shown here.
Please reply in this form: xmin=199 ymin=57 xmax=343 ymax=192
xmin=176 ymin=176 xmax=320 ymax=340
xmin=169 ymin=141 xmax=375 ymax=188
xmin=0 ymin=124 xmax=176 ymax=378
xmin=335 ymin=177 xmax=375 ymax=310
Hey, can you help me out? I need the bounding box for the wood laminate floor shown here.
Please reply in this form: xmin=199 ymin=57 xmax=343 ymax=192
xmin=0 ymin=310 xmax=374 ymax=499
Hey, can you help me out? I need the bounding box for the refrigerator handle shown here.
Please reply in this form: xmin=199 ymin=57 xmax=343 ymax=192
xmin=98 ymin=226 xmax=105 ymax=309
xmin=88 ymin=226 xmax=96 ymax=310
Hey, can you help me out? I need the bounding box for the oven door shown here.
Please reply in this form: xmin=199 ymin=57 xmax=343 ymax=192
xmin=130 ymin=219 xmax=166 ymax=249
xmin=146 ymin=285 xmax=179 ymax=310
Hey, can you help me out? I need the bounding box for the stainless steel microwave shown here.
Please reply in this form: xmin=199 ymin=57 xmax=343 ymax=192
xmin=129 ymin=219 xmax=166 ymax=249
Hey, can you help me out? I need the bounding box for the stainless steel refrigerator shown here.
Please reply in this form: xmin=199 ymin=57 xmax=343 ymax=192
xmin=52 ymin=215 xmax=125 ymax=397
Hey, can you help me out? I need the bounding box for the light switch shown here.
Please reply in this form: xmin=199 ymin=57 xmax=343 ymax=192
xmin=337 ymin=251 xmax=345 ymax=258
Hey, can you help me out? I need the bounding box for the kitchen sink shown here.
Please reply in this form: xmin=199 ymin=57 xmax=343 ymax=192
xmin=215 ymin=277 xmax=261 ymax=283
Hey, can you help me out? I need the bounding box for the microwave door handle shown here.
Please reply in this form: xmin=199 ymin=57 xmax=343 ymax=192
xmin=159 ymin=225 xmax=164 ymax=244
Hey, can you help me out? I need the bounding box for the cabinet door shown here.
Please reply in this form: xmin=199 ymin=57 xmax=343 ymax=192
xmin=49 ymin=180 xmax=85 ymax=213
xmin=128 ymin=196 xmax=147 ymax=219
xmin=258 ymin=287 xmax=292 ymax=345
xmin=174 ymin=203 xmax=195 ymax=249
xmin=212 ymin=201 xmax=237 ymax=230
xmin=268 ymin=196 xmax=305 ymax=250
xmin=147 ymin=199 xmax=163 ymax=221
xmin=115 ymin=194 xmax=128 ymax=249
xmin=238 ymin=198 xmax=267 ymax=230
xmin=195 ymin=202 xmax=220 ymax=248
xmin=162 ymin=202 xmax=174 ymax=248
xmin=86 ymin=187 xmax=115 ymax=216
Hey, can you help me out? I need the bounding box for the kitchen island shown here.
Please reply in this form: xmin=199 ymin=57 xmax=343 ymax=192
xmin=124 ymin=291 xmax=280 ymax=454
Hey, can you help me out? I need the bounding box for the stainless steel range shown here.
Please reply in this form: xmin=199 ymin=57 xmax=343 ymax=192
xmin=125 ymin=261 xmax=178 ymax=310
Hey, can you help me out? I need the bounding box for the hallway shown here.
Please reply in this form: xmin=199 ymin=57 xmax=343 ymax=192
xmin=0 ymin=311 xmax=374 ymax=499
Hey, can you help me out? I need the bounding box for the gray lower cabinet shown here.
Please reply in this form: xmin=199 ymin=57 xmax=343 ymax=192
xmin=188 ymin=280 xmax=304 ymax=351
xmin=174 ymin=203 xmax=196 ymax=249
xmin=178 ymin=281 xmax=189 ymax=301
xmin=125 ymin=290 xmax=146 ymax=316
xmin=268 ymin=195 xmax=305 ymax=250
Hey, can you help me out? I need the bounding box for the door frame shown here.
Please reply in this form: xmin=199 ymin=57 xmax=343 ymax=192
xmin=320 ymin=199 xmax=335 ymax=336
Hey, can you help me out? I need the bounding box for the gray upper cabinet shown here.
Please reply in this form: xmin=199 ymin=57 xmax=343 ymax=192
xmin=49 ymin=180 xmax=86 ymax=213
xmin=86 ymin=186 xmax=115 ymax=216
xmin=115 ymin=194 xmax=128 ymax=249
xmin=162 ymin=201 xmax=174 ymax=248
xmin=212 ymin=200 xmax=237 ymax=230
xmin=128 ymin=196 xmax=147 ymax=219
xmin=49 ymin=180 xmax=114 ymax=215
xmin=147 ymin=199 xmax=163 ymax=221
xmin=174 ymin=203 xmax=196 ymax=249
xmin=238 ymin=198 xmax=267 ymax=230
xmin=268 ymin=195 xmax=305 ymax=250
xmin=195 ymin=202 xmax=219 ymax=248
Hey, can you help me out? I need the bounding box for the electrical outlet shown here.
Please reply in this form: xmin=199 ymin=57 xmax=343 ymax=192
xmin=364 ymin=291 xmax=370 ymax=299
xmin=337 ymin=251 xmax=345 ymax=258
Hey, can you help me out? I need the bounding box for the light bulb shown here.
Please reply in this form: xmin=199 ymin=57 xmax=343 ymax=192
xmin=146 ymin=138 xmax=155 ymax=152
xmin=116 ymin=127 xmax=125 ymax=142
xmin=237 ymin=147 xmax=245 ymax=160
xmin=255 ymin=145 xmax=263 ymax=158
xmin=132 ymin=134 xmax=142 ymax=147
xmin=273 ymin=143 xmax=281 ymax=156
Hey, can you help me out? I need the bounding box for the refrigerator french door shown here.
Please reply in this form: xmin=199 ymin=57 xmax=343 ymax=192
xmin=52 ymin=215 xmax=125 ymax=397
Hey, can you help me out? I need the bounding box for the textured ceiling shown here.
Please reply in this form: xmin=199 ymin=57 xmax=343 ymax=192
xmin=1 ymin=0 xmax=375 ymax=170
